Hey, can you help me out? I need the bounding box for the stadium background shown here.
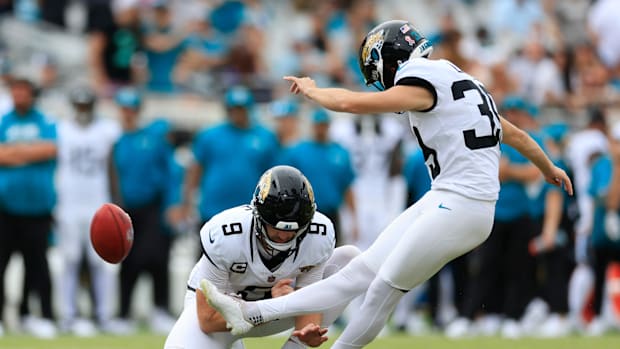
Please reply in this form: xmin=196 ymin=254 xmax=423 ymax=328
xmin=1 ymin=0 xmax=620 ymax=347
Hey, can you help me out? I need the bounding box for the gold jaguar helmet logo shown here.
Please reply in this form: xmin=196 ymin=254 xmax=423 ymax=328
xmin=361 ymin=29 xmax=384 ymax=65
xmin=257 ymin=170 xmax=272 ymax=203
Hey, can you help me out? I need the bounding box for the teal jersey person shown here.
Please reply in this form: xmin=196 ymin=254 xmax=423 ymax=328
xmin=588 ymin=153 xmax=620 ymax=325
xmin=186 ymin=86 xmax=279 ymax=222
xmin=0 ymin=79 xmax=58 ymax=335
xmin=495 ymin=97 xmax=546 ymax=222
xmin=527 ymin=133 xmax=556 ymax=220
xmin=113 ymin=120 xmax=176 ymax=208
xmin=143 ymin=3 xmax=189 ymax=93
xmin=279 ymin=141 xmax=354 ymax=215
xmin=0 ymin=103 xmax=57 ymax=215
xmin=495 ymin=142 xmax=537 ymax=221
xmin=496 ymin=122 xmax=547 ymax=221
xmin=110 ymin=87 xmax=178 ymax=333
xmin=462 ymin=96 xmax=546 ymax=323
xmin=590 ymin=154 xmax=620 ymax=250
xmin=144 ymin=33 xmax=188 ymax=93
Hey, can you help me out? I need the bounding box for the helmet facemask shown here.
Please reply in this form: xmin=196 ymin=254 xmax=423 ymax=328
xmin=253 ymin=212 xmax=309 ymax=257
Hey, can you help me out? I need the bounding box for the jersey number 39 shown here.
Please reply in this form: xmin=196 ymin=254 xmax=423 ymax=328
xmin=414 ymin=79 xmax=501 ymax=179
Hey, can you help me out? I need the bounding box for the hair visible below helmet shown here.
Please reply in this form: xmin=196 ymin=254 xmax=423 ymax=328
xmin=251 ymin=165 xmax=316 ymax=255
xmin=359 ymin=20 xmax=433 ymax=91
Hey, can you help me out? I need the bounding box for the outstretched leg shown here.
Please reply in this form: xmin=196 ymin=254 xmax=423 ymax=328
xmin=203 ymin=192 xmax=436 ymax=335
xmin=332 ymin=192 xmax=494 ymax=348
xmin=202 ymin=255 xmax=375 ymax=335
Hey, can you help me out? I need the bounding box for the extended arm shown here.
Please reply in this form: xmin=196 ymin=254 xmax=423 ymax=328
xmin=284 ymin=76 xmax=434 ymax=114
xmin=500 ymin=116 xmax=573 ymax=195
xmin=499 ymin=159 xmax=541 ymax=183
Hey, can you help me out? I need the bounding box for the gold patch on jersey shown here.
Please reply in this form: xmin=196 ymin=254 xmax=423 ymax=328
xmin=361 ymin=29 xmax=384 ymax=64
xmin=257 ymin=170 xmax=272 ymax=203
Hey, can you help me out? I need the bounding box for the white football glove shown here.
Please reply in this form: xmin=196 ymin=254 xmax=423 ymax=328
xmin=604 ymin=210 xmax=620 ymax=241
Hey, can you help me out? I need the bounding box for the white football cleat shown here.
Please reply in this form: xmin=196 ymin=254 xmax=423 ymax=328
xmin=200 ymin=279 xmax=255 ymax=335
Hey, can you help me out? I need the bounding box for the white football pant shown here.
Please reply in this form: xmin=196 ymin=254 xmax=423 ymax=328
xmin=254 ymin=189 xmax=495 ymax=348
xmin=56 ymin=207 xmax=117 ymax=325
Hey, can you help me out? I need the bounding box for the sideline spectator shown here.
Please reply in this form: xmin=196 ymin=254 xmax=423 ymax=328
xmin=182 ymin=86 xmax=278 ymax=226
xmin=55 ymin=86 xmax=121 ymax=336
xmin=451 ymin=96 xmax=544 ymax=338
xmin=87 ymin=0 xmax=142 ymax=96
xmin=330 ymin=114 xmax=405 ymax=250
xmin=109 ymin=87 xmax=177 ymax=334
xmin=585 ymin=122 xmax=620 ymax=335
xmin=525 ymin=122 xmax=574 ymax=338
xmin=279 ymin=108 xmax=356 ymax=245
xmin=0 ymin=78 xmax=57 ymax=338
xmin=142 ymin=1 xmax=188 ymax=93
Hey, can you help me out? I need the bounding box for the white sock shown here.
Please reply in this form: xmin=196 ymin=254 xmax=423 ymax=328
xmin=256 ymin=257 xmax=375 ymax=322
xmin=332 ymin=278 xmax=404 ymax=349
xmin=90 ymin=261 xmax=115 ymax=323
xmin=568 ymin=264 xmax=593 ymax=326
xmin=61 ymin=259 xmax=80 ymax=322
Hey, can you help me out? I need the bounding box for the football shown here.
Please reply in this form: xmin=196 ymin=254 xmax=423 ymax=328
xmin=90 ymin=203 xmax=134 ymax=264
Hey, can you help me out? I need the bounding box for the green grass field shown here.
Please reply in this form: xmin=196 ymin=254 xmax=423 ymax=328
xmin=2 ymin=333 xmax=620 ymax=349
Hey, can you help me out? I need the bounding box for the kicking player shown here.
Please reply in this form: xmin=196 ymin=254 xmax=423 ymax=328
xmin=164 ymin=165 xmax=360 ymax=348
xmin=202 ymin=20 xmax=573 ymax=348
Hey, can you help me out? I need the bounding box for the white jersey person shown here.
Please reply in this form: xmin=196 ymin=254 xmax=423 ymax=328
xmin=329 ymin=114 xmax=407 ymax=250
xmin=55 ymin=86 xmax=121 ymax=335
xmin=164 ymin=165 xmax=360 ymax=349
xmin=202 ymin=20 xmax=574 ymax=348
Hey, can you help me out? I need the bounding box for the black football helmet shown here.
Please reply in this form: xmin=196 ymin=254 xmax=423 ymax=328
xmin=69 ymin=86 xmax=97 ymax=125
xmin=251 ymin=165 xmax=316 ymax=255
xmin=359 ymin=20 xmax=433 ymax=91
xmin=69 ymin=86 xmax=96 ymax=107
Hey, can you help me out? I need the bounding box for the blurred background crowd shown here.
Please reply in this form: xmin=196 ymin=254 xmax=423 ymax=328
xmin=0 ymin=0 xmax=620 ymax=341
